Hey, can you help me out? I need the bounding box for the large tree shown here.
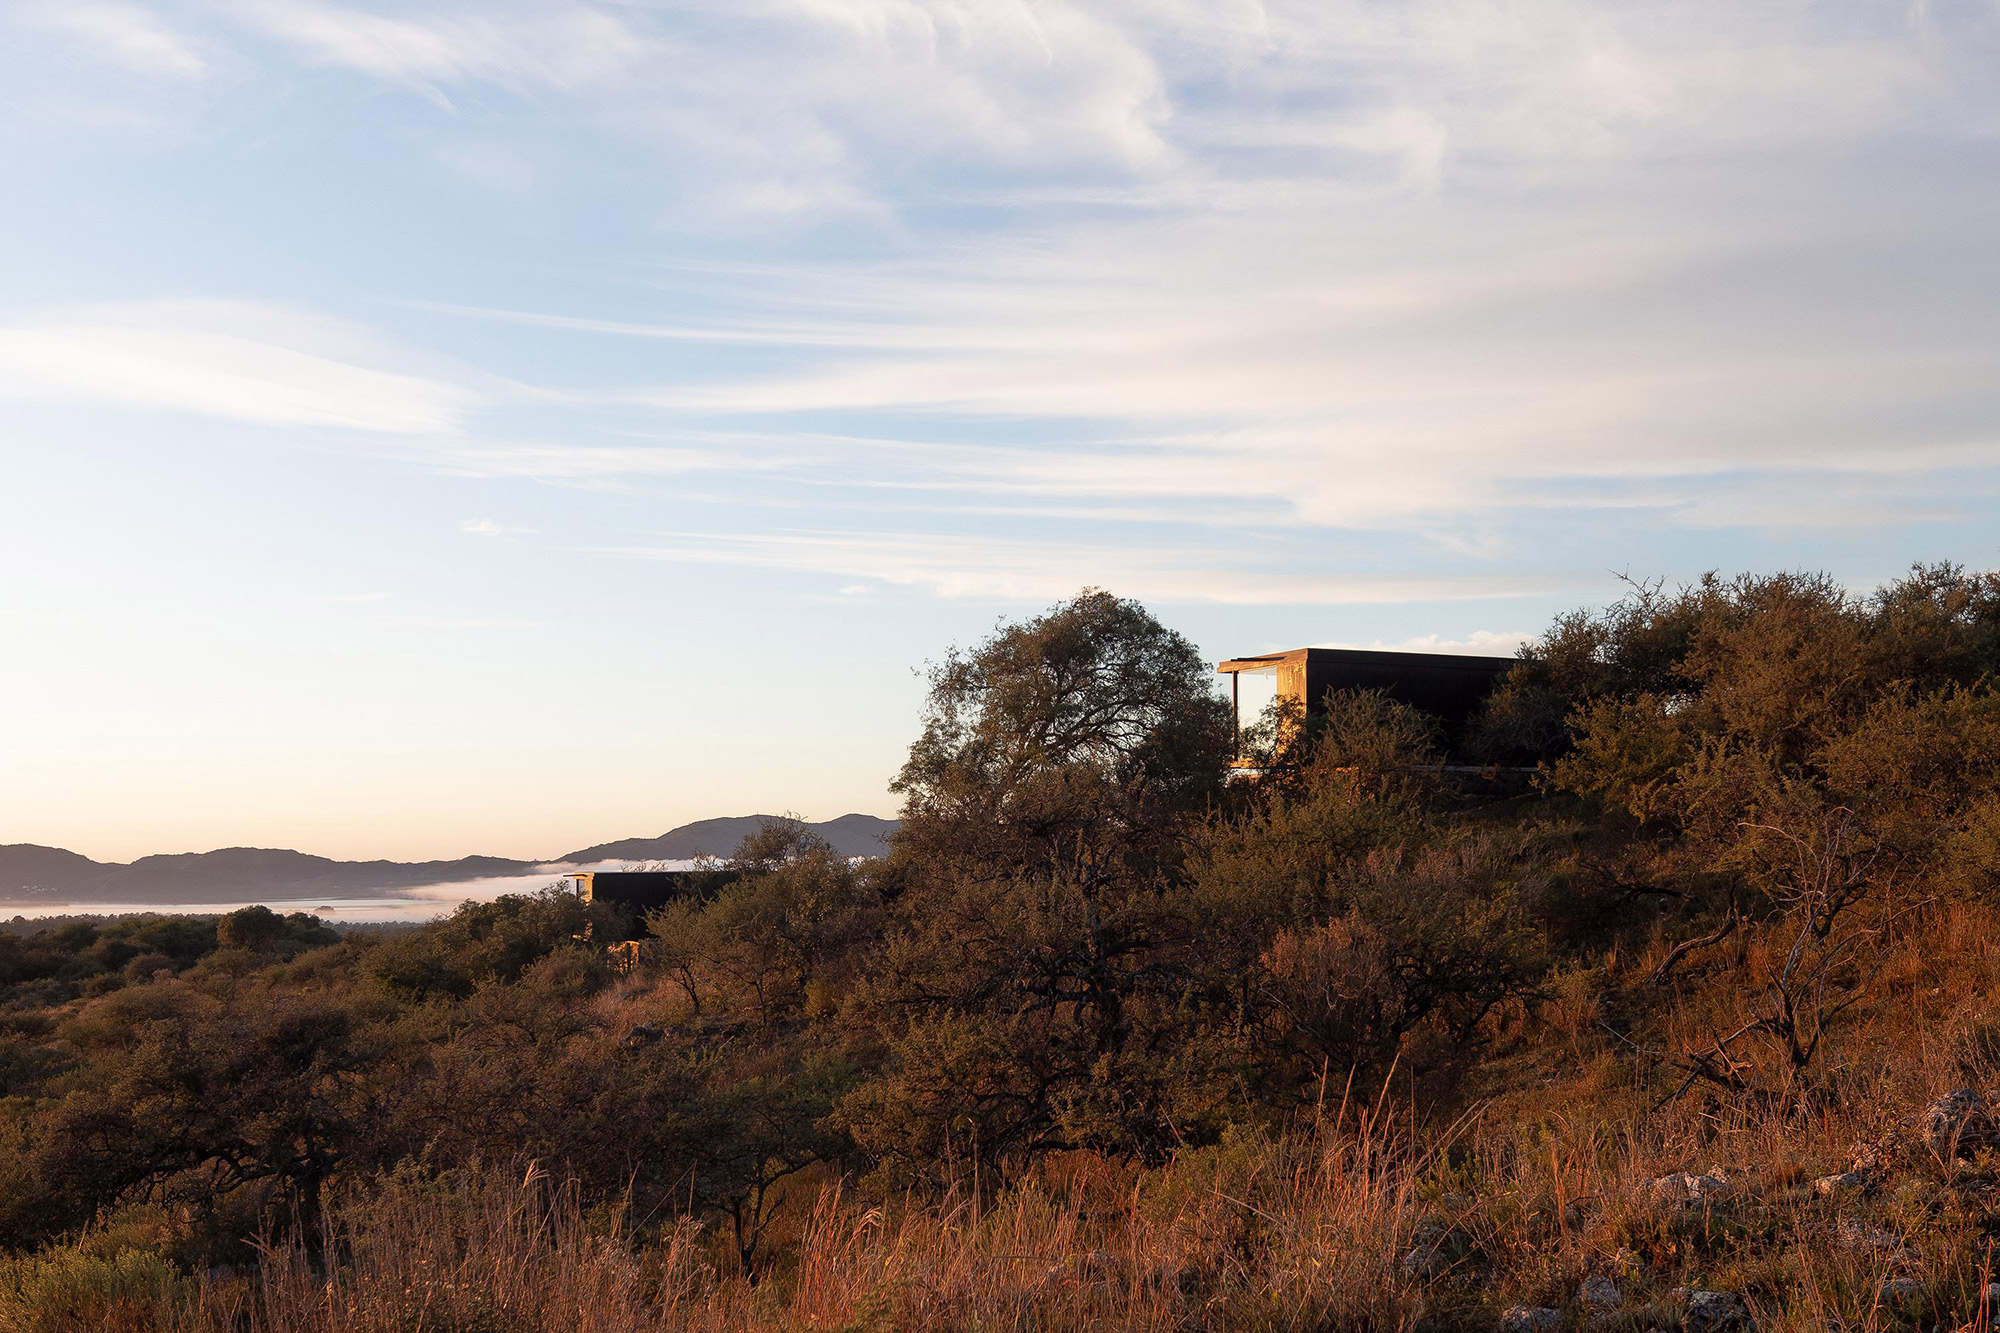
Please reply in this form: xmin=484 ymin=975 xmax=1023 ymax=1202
xmin=890 ymin=588 xmax=1233 ymax=884
xmin=841 ymin=593 xmax=1237 ymax=1178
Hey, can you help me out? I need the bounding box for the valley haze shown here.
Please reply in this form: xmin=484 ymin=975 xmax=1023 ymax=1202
xmin=0 ymin=814 xmax=896 ymax=914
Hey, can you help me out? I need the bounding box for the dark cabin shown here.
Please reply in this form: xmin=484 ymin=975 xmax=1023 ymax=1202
xmin=570 ymin=870 xmax=709 ymax=912
xmin=1216 ymin=646 xmax=1517 ymax=762
xmin=570 ymin=870 xmax=744 ymax=940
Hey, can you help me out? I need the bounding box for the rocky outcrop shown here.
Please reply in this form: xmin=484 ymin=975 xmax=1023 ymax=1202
xmin=1921 ymin=1089 xmax=2000 ymax=1160
xmin=1648 ymin=1169 xmax=1729 ymax=1205
xmin=1683 ymin=1289 xmax=1753 ymax=1332
xmin=1879 ymin=1277 xmax=1925 ymax=1304
xmin=1579 ymin=1274 xmax=1621 ymax=1308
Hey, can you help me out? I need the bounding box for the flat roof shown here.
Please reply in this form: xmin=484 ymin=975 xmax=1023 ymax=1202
xmin=1217 ymin=646 xmax=1518 ymax=674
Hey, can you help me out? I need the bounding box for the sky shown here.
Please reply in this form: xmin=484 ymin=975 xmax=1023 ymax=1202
xmin=3 ymin=0 xmax=2000 ymax=863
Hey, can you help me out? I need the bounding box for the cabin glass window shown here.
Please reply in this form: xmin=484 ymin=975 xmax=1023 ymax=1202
xmin=1233 ymin=666 xmax=1280 ymax=740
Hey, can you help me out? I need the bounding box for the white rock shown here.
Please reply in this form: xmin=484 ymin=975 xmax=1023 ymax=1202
xmin=1812 ymin=1171 xmax=1864 ymax=1198
xmin=1499 ymin=1306 xmax=1563 ymax=1333
xmin=1650 ymin=1171 xmax=1729 ymax=1204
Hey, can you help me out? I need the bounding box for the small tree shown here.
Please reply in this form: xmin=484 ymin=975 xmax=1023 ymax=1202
xmin=1665 ymin=805 xmax=1894 ymax=1105
xmin=216 ymin=905 xmax=285 ymax=952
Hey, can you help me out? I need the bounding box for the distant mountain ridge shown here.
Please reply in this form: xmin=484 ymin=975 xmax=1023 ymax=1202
xmin=559 ymin=813 xmax=895 ymax=864
xmin=0 ymin=814 xmax=898 ymax=905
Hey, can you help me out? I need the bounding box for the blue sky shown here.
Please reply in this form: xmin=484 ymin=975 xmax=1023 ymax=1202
xmin=4 ymin=0 xmax=1999 ymax=861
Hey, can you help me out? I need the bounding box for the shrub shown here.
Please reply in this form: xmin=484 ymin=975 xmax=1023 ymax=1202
xmin=0 ymin=1245 xmax=195 ymax=1333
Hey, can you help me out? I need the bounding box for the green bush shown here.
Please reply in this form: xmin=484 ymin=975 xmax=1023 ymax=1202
xmin=0 ymin=1245 xmax=193 ymax=1333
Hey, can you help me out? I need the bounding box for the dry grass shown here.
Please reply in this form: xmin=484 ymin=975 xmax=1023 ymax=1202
xmin=237 ymin=1165 xmax=697 ymax=1333
xmin=206 ymin=1094 xmax=2000 ymax=1331
xmin=16 ymin=903 xmax=2000 ymax=1332
xmin=210 ymin=1106 xmax=1425 ymax=1333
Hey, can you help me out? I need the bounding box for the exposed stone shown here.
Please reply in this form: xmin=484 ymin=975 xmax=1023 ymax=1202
xmin=1879 ymin=1277 xmax=1925 ymax=1304
xmin=1683 ymin=1290 xmax=1753 ymax=1332
xmin=1893 ymin=1179 xmax=1927 ymax=1202
xmin=1922 ymin=1088 xmax=2000 ymax=1159
xmin=1650 ymin=1171 xmax=1729 ymax=1205
xmin=1812 ymin=1171 xmax=1865 ymax=1198
xmin=1579 ymin=1274 xmax=1621 ymax=1308
xmin=1836 ymin=1217 xmax=1903 ymax=1253
xmin=1850 ymin=1134 xmax=1897 ymax=1175
xmin=1402 ymin=1242 xmax=1446 ymax=1277
xmin=1403 ymin=1218 xmax=1451 ymax=1277
xmin=1499 ymin=1306 xmax=1563 ymax=1333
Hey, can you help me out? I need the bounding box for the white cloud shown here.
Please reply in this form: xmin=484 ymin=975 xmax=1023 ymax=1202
xmin=29 ymin=0 xmax=1995 ymax=596
xmin=0 ymin=301 xmax=481 ymax=434
xmin=222 ymin=0 xmax=1172 ymax=212
xmin=21 ymin=2 xmax=206 ymax=78
xmin=212 ymin=0 xmax=1959 ymax=221
xmin=334 ymin=0 xmax=1990 ymax=536
xmin=766 ymin=0 xmax=1172 ymax=169
xmin=1317 ymin=630 xmax=1534 ymax=657
xmin=593 ymin=530 xmax=1584 ymax=605
xmin=236 ymin=0 xmax=646 ymax=93
xmin=460 ymin=518 xmax=537 ymax=537
xmin=426 ymin=443 xmax=737 ymax=483
xmin=554 ymin=178 xmax=2000 ymax=532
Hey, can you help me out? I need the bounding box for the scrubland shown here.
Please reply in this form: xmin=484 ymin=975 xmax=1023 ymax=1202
xmin=7 ymin=569 xmax=2000 ymax=1332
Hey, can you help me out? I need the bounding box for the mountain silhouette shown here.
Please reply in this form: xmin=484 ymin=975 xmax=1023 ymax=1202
xmin=0 ymin=814 xmax=897 ymax=905
xmin=559 ymin=813 xmax=894 ymax=863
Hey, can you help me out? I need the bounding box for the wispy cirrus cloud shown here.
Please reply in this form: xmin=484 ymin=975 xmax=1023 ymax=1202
xmin=12 ymin=0 xmax=2000 ymax=609
xmin=331 ymin=0 xmax=1995 ymax=547
xmin=202 ymin=0 xmax=1965 ymax=222
xmin=221 ymin=0 xmax=1173 ymax=212
xmin=17 ymin=1 xmax=206 ymax=79
xmin=13 ymin=0 xmax=2000 ymax=861
xmin=1317 ymin=630 xmax=1535 ymax=657
xmin=460 ymin=518 xmax=537 ymax=537
xmin=232 ymin=0 xmax=648 ymax=94
xmin=442 ymin=187 xmax=2000 ymax=534
xmin=592 ymin=529 xmax=1583 ymax=606
xmin=0 ymin=301 xmax=482 ymax=434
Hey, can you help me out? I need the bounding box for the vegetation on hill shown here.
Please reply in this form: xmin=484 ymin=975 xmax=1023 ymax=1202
xmin=4 ymin=570 xmax=2000 ymax=1331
